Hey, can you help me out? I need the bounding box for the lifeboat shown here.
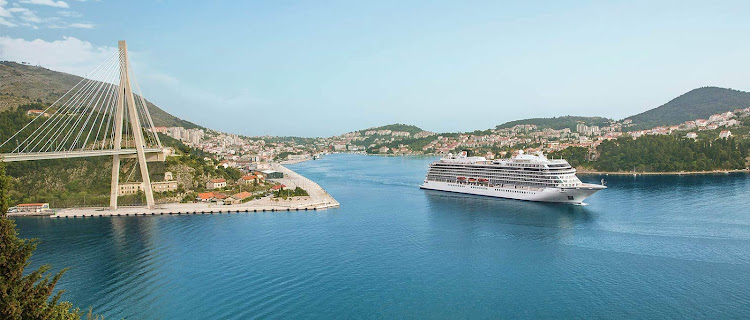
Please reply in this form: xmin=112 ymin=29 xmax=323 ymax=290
xmin=457 ymin=177 xmax=467 ymax=180
xmin=468 ymin=178 xmax=476 ymax=182
xmin=478 ymin=178 xmax=489 ymax=182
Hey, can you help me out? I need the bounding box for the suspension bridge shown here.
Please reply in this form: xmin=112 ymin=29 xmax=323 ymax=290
xmin=0 ymin=40 xmax=168 ymax=210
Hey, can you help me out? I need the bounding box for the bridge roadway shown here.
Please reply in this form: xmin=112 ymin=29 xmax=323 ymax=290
xmin=0 ymin=148 xmax=166 ymax=162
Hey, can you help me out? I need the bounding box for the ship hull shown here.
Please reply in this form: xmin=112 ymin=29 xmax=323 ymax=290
xmin=420 ymin=180 xmax=604 ymax=204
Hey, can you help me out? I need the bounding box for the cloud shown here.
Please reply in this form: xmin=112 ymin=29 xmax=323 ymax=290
xmin=57 ymin=10 xmax=81 ymax=17
xmin=19 ymin=0 xmax=69 ymax=8
xmin=8 ymin=7 xmax=41 ymax=23
xmin=0 ymin=17 xmax=15 ymax=26
xmin=0 ymin=36 xmax=116 ymax=77
xmin=68 ymin=22 xmax=93 ymax=28
xmin=0 ymin=0 xmax=11 ymax=18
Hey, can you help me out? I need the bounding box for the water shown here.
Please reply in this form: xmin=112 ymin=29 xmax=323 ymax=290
xmin=13 ymin=154 xmax=750 ymax=318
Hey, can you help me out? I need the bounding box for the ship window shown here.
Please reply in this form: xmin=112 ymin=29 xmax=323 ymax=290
xmin=567 ymin=196 xmax=574 ymax=200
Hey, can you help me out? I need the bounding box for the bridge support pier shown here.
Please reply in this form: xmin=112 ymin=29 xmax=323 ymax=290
xmin=110 ymin=40 xmax=155 ymax=210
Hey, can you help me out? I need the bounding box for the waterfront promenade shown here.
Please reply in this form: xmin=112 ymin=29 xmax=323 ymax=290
xmin=45 ymin=163 xmax=339 ymax=218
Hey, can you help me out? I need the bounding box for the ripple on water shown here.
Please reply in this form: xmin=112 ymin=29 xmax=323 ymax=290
xmin=12 ymin=154 xmax=750 ymax=319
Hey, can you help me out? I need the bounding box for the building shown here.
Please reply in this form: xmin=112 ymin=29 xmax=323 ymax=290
xmin=152 ymin=181 xmax=178 ymax=193
xmin=26 ymin=109 xmax=50 ymax=117
xmin=226 ymin=191 xmax=253 ymax=205
xmin=16 ymin=203 xmax=50 ymax=212
xmin=271 ymin=184 xmax=286 ymax=191
xmin=685 ymin=132 xmax=698 ymax=139
xmin=260 ymin=170 xmax=283 ymax=179
xmin=206 ymin=178 xmax=227 ymax=190
xmin=238 ymin=175 xmax=263 ymax=185
xmin=719 ymin=130 xmax=732 ymax=139
xmin=119 ymin=181 xmax=177 ymax=195
xmin=197 ymin=192 xmax=214 ymax=202
xmin=196 ymin=192 xmax=227 ymax=203
xmin=119 ymin=182 xmax=143 ymax=195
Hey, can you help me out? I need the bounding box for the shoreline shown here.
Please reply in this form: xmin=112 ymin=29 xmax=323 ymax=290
xmin=576 ymin=168 xmax=750 ymax=176
xmin=10 ymin=163 xmax=339 ymax=218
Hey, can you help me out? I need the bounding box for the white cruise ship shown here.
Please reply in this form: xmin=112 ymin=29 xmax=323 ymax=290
xmin=420 ymin=151 xmax=605 ymax=204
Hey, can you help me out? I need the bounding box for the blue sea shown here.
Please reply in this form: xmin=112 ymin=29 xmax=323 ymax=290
xmin=13 ymin=154 xmax=750 ymax=318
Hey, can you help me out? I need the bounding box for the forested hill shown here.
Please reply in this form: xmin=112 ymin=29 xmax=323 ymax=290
xmin=0 ymin=61 xmax=201 ymax=129
xmin=625 ymin=87 xmax=750 ymax=130
xmin=496 ymin=116 xmax=611 ymax=131
xmin=356 ymin=123 xmax=424 ymax=134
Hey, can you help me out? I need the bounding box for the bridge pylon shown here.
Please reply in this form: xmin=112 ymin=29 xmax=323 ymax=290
xmin=110 ymin=40 xmax=155 ymax=210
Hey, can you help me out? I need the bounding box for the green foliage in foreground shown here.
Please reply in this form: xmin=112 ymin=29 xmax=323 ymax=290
xmin=594 ymin=135 xmax=749 ymax=172
xmin=0 ymin=161 xmax=98 ymax=319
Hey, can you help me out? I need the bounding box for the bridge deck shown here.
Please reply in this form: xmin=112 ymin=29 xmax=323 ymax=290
xmin=0 ymin=148 xmax=166 ymax=162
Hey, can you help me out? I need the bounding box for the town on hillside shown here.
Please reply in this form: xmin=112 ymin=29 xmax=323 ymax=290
xmin=155 ymin=108 xmax=750 ymax=168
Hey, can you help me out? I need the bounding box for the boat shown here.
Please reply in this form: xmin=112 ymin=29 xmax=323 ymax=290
xmin=420 ymin=150 xmax=606 ymax=204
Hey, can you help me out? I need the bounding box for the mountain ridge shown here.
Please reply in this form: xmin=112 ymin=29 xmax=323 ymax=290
xmin=624 ymin=86 xmax=750 ymax=130
xmin=0 ymin=61 xmax=201 ymax=129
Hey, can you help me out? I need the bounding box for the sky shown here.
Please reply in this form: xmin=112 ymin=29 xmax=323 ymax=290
xmin=1 ymin=1 xmax=750 ymax=137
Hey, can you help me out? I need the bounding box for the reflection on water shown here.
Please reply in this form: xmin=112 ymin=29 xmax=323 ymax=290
xmin=13 ymin=154 xmax=750 ymax=319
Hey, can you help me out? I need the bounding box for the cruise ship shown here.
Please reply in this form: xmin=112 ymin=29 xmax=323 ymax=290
xmin=420 ymin=151 xmax=605 ymax=204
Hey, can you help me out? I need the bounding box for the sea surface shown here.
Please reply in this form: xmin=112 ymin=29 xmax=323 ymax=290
xmin=13 ymin=154 xmax=750 ymax=319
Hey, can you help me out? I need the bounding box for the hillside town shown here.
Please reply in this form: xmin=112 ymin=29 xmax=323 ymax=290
xmin=152 ymin=107 xmax=750 ymax=170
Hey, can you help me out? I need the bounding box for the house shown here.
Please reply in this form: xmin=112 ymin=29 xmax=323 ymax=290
xmin=218 ymin=160 xmax=231 ymax=168
xmin=271 ymin=184 xmax=286 ymax=191
xmin=206 ymin=178 xmax=227 ymax=190
xmin=719 ymin=130 xmax=732 ymax=139
xmin=16 ymin=203 xmax=50 ymax=212
xmin=26 ymin=109 xmax=50 ymax=117
xmin=685 ymin=132 xmax=698 ymax=139
xmin=197 ymin=192 xmax=215 ymax=202
xmin=196 ymin=192 xmax=227 ymax=203
xmin=238 ymin=175 xmax=262 ymax=185
xmin=226 ymin=191 xmax=253 ymax=205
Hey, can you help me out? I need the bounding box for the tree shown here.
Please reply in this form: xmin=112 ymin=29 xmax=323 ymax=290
xmin=0 ymin=160 xmax=85 ymax=319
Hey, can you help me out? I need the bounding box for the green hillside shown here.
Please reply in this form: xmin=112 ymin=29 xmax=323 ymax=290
xmin=0 ymin=61 xmax=201 ymax=129
xmin=357 ymin=123 xmax=424 ymax=134
xmin=496 ymin=116 xmax=611 ymax=131
xmin=625 ymin=87 xmax=750 ymax=130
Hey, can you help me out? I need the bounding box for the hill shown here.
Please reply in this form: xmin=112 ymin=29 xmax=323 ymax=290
xmin=0 ymin=61 xmax=201 ymax=129
xmin=625 ymin=87 xmax=750 ymax=130
xmin=496 ymin=116 xmax=611 ymax=131
xmin=356 ymin=123 xmax=424 ymax=134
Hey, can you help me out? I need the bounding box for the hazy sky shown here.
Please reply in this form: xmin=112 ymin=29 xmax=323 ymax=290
xmin=2 ymin=1 xmax=750 ymax=136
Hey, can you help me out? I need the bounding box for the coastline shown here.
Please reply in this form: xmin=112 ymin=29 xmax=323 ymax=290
xmin=11 ymin=162 xmax=339 ymax=218
xmin=576 ymin=168 xmax=750 ymax=176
